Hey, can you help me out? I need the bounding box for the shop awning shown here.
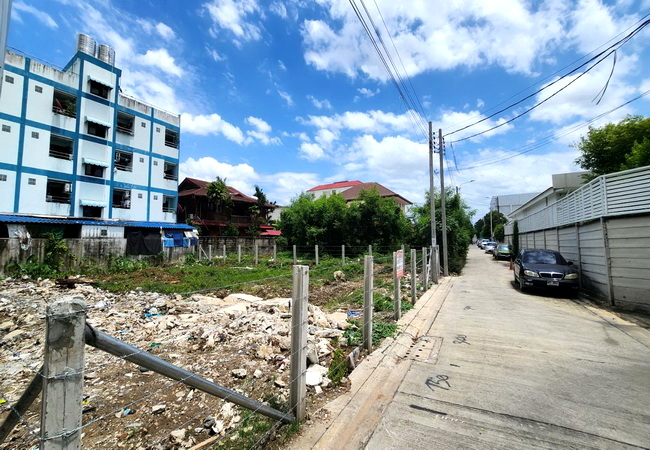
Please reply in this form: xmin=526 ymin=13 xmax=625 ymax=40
xmin=87 ymin=75 xmax=113 ymax=89
xmin=85 ymin=116 xmax=111 ymax=128
xmin=79 ymin=199 xmax=107 ymax=208
xmin=82 ymin=157 xmax=109 ymax=168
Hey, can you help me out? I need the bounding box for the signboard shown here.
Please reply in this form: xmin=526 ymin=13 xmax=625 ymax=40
xmin=395 ymin=249 xmax=404 ymax=279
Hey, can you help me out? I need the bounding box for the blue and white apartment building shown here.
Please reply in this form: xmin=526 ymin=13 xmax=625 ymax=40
xmin=0 ymin=34 xmax=192 ymax=242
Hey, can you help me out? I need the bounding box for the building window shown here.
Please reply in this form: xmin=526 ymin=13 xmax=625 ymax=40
xmin=100 ymin=229 xmax=108 ymax=237
xmin=89 ymin=79 xmax=110 ymax=99
xmin=153 ymin=161 xmax=158 ymax=166
xmin=156 ymin=127 xmax=160 ymax=133
xmin=114 ymin=151 xmax=133 ymax=172
xmin=46 ymin=179 xmax=71 ymax=204
xmin=139 ymin=157 xmax=144 ymax=163
xmin=34 ymin=85 xmax=43 ymax=93
xmin=137 ymin=193 xmax=143 ymax=199
xmin=32 ymin=131 xmax=39 ymax=139
xmin=5 ymin=75 xmax=14 ymax=84
xmin=82 ymin=206 xmax=102 ymax=218
xmin=163 ymin=162 xmax=178 ymax=181
xmin=84 ymin=163 xmax=104 ymax=178
xmin=28 ymin=178 xmax=36 ymax=185
xmin=112 ymin=188 xmax=131 ymax=209
xmin=2 ymin=125 xmax=10 ymax=132
xmin=162 ymin=195 xmax=176 ymax=213
xmin=153 ymin=195 xmax=158 ymax=200
xmin=165 ymin=129 xmax=179 ymax=148
xmin=141 ymin=122 xmax=146 ymax=128
xmin=116 ymin=111 xmax=135 ymax=135
xmin=49 ymin=134 xmax=74 ymax=160
xmin=0 ymin=174 xmax=7 ymax=182
xmin=87 ymin=121 xmax=108 ymax=139
xmin=52 ymin=90 xmax=77 ymax=117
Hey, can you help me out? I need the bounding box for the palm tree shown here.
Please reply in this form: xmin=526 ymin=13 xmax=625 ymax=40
xmin=206 ymin=177 xmax=233 ymax=214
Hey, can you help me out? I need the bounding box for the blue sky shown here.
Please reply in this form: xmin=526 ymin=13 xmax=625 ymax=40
xmin=8 ymin=0 xmax=650 ymax=219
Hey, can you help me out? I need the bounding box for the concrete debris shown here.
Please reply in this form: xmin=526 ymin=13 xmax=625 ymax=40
xmin=231 ymin=368 xmax=248 ymax=379
xmin=151 ymin=404 xmax=166 ymax=414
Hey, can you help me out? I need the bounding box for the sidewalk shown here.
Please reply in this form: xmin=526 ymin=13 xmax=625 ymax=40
xmin=290 ymin=278 xmax=454 ymax=449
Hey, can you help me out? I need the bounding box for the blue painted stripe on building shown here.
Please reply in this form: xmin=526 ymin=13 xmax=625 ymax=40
xmin=114 ymin=104 xmax=180 ymax=131
xmin=0 ymin=162 xmax=18 ymax=171
xmin=78 ymin=175 xmax=109 ymax=185
xmin=13 ymin=57 xmax=31 ymax=213
xmin=70 ymin=58 xmax=84 ymax=215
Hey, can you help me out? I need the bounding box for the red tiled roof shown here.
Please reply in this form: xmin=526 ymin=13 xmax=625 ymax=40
xmin=307 ymin=180 xmax=362 ymax=192
xmin=260 ymin=230 xmax=282 ymax=236
xmin=339 ymin=182 xmax=412 ymax=205
xmin=178 ymin=177 xmax=257 ymax=203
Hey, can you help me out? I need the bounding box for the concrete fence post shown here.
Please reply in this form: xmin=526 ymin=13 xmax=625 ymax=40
xmin=254 ymin=240 xmax=259 ymax=265
xmin=237 ymin=244 xmax=242 ymax=263
xmin=393 ymin=251 xmax=401 ymax=320
xmin=273 ymin=242 xmax=277 ymax=262
xmin=315 ymin=245 xmax=319 ymax=266
xmin=41 ymin=296 xmax=86 ymax=449
xmin=432 ymin=246 xmax=439 ymax=284
xmin=290 ymin=265 xmax=309 ymax=422
xmin=363 ymin=255 xmax=374 ymax=352
xmin=222 ymin=244 xmax=226 ymax=263
xmin=208 ymin=244 xmax=212 ymax=260
xmin=293 ymin=245 xmax=297 ymax=265
xmin=341 ymin=245 xmax=345 ymax=266
xmin=368 ymin=244 xmax=372 ymax=256
xmin=411 ymin=248 xmax=417 ymax=304
xmin=422 ymin=247 xmax=428 ymax=290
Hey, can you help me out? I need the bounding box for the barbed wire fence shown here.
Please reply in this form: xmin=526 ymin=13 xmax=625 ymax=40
xmin=0 ymin=245 xmax=433 ymax=449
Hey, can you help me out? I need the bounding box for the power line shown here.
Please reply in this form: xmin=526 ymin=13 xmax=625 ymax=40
xmin=444 ymin=17 xmax=650 ymax=141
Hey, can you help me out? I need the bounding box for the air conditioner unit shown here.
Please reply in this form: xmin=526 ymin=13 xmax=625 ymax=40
xmin=64 ymin=183 xmax=71 ymax=193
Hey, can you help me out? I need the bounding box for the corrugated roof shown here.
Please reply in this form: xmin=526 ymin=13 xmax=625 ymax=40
xmin=338 ymin=182 xmax=412 ymax=205
xmin=307 ymin=180 xmax=362 ymax=192
xmin=178 ymin=177 xmax=257 ymax=203
xmin=0 ymin=214 xmax=194 ymax=230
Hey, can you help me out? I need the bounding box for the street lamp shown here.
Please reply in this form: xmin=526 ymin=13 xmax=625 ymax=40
xmin=456 ymin=179 xmax=475 ymax=195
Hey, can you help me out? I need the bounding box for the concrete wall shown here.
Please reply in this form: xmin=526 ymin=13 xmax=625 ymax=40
xmin=198 ymin=237 xmax=278 ymax=256
xmin=508 ymin=213 xmax=650 ymax=313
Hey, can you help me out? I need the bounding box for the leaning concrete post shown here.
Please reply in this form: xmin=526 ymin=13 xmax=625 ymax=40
xmin=393 ymin=251 xmax=401 ymax=320
xmin=363 ymin=255 xmax=374 ymax=352
xmin=315 ymin=245 xmax=319 ymax=265
xmin=254 ymin=240 xmax=259 ymax=265
xmin=293 ymin=245 xmax=297 ymax=265
xmin=273 ymin=242 xmax=277 ymax=262
xmin=290 ymin=265 xmax=309 ymax=422
xmin=411 ymin=248 xmax=417 ymax=304
xmin=341 ymin=245 xmax=345 ymax=266
xmin=41 ymin=296 xmax=86 ymax=449
xmin=422 ymin=247 xmax=428 ymax=290
xmin=237 ymin=244 xmax=241 ymax=263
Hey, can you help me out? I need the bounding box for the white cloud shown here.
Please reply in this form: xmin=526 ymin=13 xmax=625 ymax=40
xmin=180 ymin=157 xmax=258 ymax=195
xmin=260 ymin=172 xmax=321 ymax=205
xmin=270 ymin=1 xmax=288 ymax=19
xmin=13 ymin=2 xmax=58 ymax=29
xmin=245 ymin=116 xmax=281 ymax=145
xmin=156 ymin=22 xmax=176 ymax=40
xmin=301 ymin=109 xmax=418 ymax=135
xmin=477 ymin=99 xmax=485 ymax=108
xmin=278 ymin=60 xmax=287 ymax=71
xmin=138 ymin=48 xmax=184 ymax=77
xmin=357 ymin=87 xmax=379 ymax=98
xmin=568 ymin=0 xmax=637 ymax=53
xmin=206 ymin=47 xmax=225 ymax=62
xmin=181 ymin=113 xmax=246 ymax=144
xmin=300 ymin=142 xmax=326 ymax=161
xmin=439 ymin=109 xmax=514 ymax=142
xmin=307 ymin=95 xmax=332 ymax=109
xmin=203 ymin=0 xmax=262 ymax=45
xmin=278 ymin=90 xmax=294 ymax=107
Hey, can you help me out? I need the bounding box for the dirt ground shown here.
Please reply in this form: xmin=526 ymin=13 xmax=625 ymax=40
xmin=0 ymin=274 xmax=372 ymax=449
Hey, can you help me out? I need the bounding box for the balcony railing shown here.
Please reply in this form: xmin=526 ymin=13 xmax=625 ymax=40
xmin=164 ymin=140 xmax=179 ymax=149
xmin=114 ymin=162 xmax=133 ymax=172
xmin=116 ymin=125 xmax=134 ymax=135
xmin=163 ymin=173 xmax=178 ymax=181
xmin=49 ymin=150 xmax=73 ymax=160
xmin=46 ymin=194 xmax=71 ymax=204
xmin=162 ymin=206 xmax=176 ymax=213
xmin=52 ymin=105 xmax=76 ymax=118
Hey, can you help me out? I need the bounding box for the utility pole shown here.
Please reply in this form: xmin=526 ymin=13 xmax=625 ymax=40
xmin=429 ymin=122 xmax=436 ymax=249
xmin=439 ymin=129 xmax=448 ymax=276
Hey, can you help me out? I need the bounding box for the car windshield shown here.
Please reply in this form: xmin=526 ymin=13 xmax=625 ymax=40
xmin=523 ymin=251 xmax=566 ymax=265
xmin=497 ymin=245 xmax=510 ymax=250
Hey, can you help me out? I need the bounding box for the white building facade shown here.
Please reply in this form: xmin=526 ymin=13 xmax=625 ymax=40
xmin=0 ymin=35 xmax=180 ymax=228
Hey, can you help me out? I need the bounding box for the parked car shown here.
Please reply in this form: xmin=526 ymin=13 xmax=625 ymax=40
xmin=493 ymin=244 xmax=513 ymax=260
xmin=513 ymin=249 xmax=579 ymax=293
xmin=478 ymin=239 xmax=489 ymax=249
xmin=484 ymin=242 xmax=497 ymax=254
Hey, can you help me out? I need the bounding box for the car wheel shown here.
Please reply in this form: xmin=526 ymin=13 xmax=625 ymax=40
xmin=518 ymin=275 xmax=527 ymax=292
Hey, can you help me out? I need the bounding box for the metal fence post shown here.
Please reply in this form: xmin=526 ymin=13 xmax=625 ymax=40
xmin=422 ymin=247 xmax=428 ymax=290
xmin=393 ymin=251 xmax=401 ymax=320
xmin=363 ymin=255 xmax=373 ymax=352
xmin=254 ymin=239 xmax=259 ymax=265
xmin=293 ymin=245 xmax=297 ymax=265
xmin=290 ymin=265 xmax=309 ymax=422
xmin=341 ymin=245 xmax=345 ymax=266
xmin=41 ymin=296 xmax=86 ymax=449
xmin=411 ymin=248 xmax=417 ymax=304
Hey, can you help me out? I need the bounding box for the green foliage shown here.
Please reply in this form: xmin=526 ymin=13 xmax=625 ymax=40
xmin=222 ymin=223 xmax=239 ymax=236
xmin=105 ymin=255 xmax=150 ymax=273
xmin=43 ymin=232 xmax=68 ymax=272
xmin=512 ymin=221 xmax=520 ymax=256
xmin=493 ymin=224 xmax=505 ymax=242
xmin=6 ymin=233 xmax=69 ymax=278
xmin=409 ymin=188 xmax=475 ymax=273
xmin=327 ymin=348 xmax=348 ymax=385
xmin=5 ymin=255 xmax=56 ymax=279
xmin=575 ymin=115 xmax=650 ymax=179
xmin=279 ymin=188 xmax=410 ymax=251
xmin=343 ymin=319 xmax=399 ymax=347
xmin=183 ymin=252 xmax=197 ymax=265
xmin=474 ymin=218 xmax=484 ymax=238
xmin=206 ymin=176 xmax=233 ymax=212
xmin=474 ymin=210 xmax=508 ymax=240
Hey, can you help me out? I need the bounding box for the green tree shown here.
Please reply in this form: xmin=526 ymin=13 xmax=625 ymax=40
xmin=575 ymin=115 xmax=650 ymax=179
xmin=475 ymin=210 xmax=508 ymax=239
xmin=493 ymin=224 xmax=505 ymax=242
xmin=347 ymin=188 xmax=410 ymax=249
xmin=206 ymin=177 xmax=233 ymax=213
xmin=512 ymin=220 xmax=520 ymax=256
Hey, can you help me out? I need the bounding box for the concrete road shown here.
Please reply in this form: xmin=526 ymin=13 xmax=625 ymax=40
xmin=365 ymin=246 xmax=650 ymax=449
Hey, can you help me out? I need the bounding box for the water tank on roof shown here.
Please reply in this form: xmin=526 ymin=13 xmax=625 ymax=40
xmin=97 ymin=44 xmax=115 ymax=66
xmin=76 ymin=34 xmax=96 ymax=56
